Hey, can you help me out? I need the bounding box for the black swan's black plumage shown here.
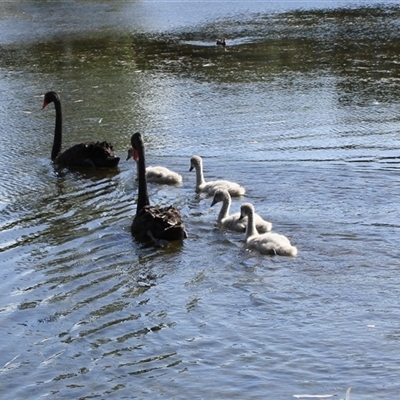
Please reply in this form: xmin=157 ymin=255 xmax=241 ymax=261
xmin=42 ymin=91 xmax=120 ymax=168
xmin=130 ymin=132 xmax=187 ymax=243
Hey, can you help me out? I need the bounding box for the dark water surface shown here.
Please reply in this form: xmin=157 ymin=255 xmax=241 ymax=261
xmin=1 ymin=1 xmax=400 ymax=399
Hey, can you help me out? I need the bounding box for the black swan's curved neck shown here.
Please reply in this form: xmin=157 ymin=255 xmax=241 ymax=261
xmin=51 ymin=95 xmax=62 ymax=161
xmin=132 ymin=133 xmax=150 ymax=214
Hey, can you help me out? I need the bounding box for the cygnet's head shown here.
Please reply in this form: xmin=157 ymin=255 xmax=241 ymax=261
xmin=210 ymin=188 xmax=230 ymax=207
xmin=239 ymin=203 xmax=255 ymax=220
xmin=189 ymin=155 xmax=202 ymax=172
xmin=126 ymin=147 xmax=134 ymax=161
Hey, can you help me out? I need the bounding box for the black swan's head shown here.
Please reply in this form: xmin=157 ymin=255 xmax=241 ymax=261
xmin=42 ymin=91 xmax=60 ymax=110
xmin=130 ymin=132 xmax=143 ymax=162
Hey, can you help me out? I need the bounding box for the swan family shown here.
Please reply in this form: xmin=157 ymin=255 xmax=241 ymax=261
xmin=42 ymin=91 xmax=297 ymax=256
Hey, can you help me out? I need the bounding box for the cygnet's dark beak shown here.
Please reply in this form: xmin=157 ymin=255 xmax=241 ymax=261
xmin=126 ymin=148 xmax=133 ymax=161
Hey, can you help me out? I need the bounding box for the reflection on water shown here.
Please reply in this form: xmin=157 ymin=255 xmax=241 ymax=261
xmin=1 ymin=2 xmax=400 ymax=399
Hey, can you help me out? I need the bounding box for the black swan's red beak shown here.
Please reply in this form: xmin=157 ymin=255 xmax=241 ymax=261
xmin=133 ymin=148 xmax=139 ymax=162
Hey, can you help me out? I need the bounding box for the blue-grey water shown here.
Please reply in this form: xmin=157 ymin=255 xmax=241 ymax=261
xmin=1 ymin=1 xmax=400 ymax=399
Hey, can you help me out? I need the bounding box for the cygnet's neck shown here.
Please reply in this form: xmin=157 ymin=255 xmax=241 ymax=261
xmin=245 ymin=209 xmax=258 ymax=239
xmin=194 ymin=161 xmax=206 ymax=189
xmin=218 ymin=194 xmax=231 ymax=222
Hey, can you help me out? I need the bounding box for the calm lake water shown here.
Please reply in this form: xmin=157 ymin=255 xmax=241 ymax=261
xmin=1 ymin=1 xmax=400 ymax=399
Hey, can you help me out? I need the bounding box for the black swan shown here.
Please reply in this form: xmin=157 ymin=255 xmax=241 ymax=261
xmin=216 ymin=38 xmax=227 ymax=47
xmin=42 ymin=91 xmax=120 ymax=168
xmin=130 ymin=132 xmax=187 ymax=243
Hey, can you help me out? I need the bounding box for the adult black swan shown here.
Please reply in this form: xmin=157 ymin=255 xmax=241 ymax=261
xmin=130 ymin=132 xmax=187 ymax=244
xmin=42 ymin=91 xmax=120 ymax=168
xmin=216 ymin=38 xmax=227 ymax=47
